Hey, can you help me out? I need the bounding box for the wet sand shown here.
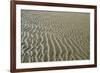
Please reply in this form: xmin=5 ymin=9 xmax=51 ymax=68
xmin=21 ymin=10 xmax=90 ymax=63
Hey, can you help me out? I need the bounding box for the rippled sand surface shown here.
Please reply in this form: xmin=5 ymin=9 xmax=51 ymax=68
xmin=21 ymin=10 xmax=90 ymax=63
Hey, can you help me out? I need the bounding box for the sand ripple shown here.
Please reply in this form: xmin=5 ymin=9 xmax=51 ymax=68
xmin=21 ymin=10 xmax=90 ymax=63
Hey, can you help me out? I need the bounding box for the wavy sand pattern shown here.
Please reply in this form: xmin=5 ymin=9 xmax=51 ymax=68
xmin=21 ymin=10 xmax=90 ymax=63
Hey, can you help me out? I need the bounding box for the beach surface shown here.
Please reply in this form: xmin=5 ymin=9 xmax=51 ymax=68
xmin=21 ymin=10 xmax=90 ymax=63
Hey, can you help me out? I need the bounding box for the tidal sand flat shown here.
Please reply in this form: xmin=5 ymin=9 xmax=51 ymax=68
xmin=21 ymin=10 xmax=90 ymax=63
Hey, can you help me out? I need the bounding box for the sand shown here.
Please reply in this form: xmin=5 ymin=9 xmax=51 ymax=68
xmin=21 ymin=10 xmax=90 ymax=63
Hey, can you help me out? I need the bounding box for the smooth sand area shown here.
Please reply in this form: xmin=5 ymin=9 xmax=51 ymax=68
xmin=21 ymin=10 xmax=90 ymax=63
